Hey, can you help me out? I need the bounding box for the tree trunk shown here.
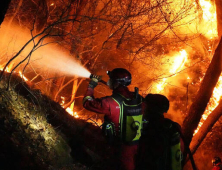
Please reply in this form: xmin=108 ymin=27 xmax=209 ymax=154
xmin=0 ymin=0 xmax=11 ymax=26
xmin=190 ymin=98 xmax=222 ymax=154
xmin=216 ymin=0 xmax=222 ymax=37
xmin=182 ymin=38 xmax=222 ymax=148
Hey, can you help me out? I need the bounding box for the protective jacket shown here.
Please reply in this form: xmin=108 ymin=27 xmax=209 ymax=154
xmin=136 ymin=116 xmax=184 ymax=170
xmin=83 ymin=85 xmax=143 ymax=170
xmin=213 ymin=163 xmax=222 ymax=170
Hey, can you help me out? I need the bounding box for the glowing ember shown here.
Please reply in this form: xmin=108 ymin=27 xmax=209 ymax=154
xmin=60 ymin=96 xmax=65 ymax=105
xmin=50 ymin=3 xmax=55 ymax=6
xmin=19 ymin=71 xmax=29 ymax=81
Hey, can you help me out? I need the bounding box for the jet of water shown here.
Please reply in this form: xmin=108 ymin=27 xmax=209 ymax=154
xmin=0 ymin=22 xmax=91 ymax=78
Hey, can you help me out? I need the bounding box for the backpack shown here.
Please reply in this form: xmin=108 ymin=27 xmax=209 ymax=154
xmin=102 ymin=87 xmax=143 ymax=145
xmin=138 ymin=119 xmax=182 ymax=170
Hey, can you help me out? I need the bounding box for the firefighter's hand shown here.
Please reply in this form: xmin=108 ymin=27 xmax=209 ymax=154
xmin=89 ymin=74 xmax=101 ymax=88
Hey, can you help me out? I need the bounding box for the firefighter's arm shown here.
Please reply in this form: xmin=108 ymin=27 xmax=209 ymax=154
xmin=83 ymin=87 xmax=110 ymax=115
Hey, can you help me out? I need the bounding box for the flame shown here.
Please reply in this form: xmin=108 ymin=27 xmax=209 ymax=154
xmin=60 ymin=96 xmax=79 ymax=118
xmin=0 ymin=66 xmax=29 ymax=82
xmin=194 ymin=75 xmax=222 ymax=135
xmin=154 ymin=50 xmax=188 ymax=92
xmin=169 ymin=50 xmax=188 ymax=74
xmin=66 ymin=107 xmax=79 ymax=118
xmin=0 ymin=66 xmax=13 ymax=73
xmin=19 ymin=71 xmax=29 ymax=81
xmin=199 ymin=0 xmax=217 ymax=38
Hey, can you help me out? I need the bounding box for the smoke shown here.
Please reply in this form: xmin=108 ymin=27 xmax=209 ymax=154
xmin=0 ymin=22 xmax=91 ymax=78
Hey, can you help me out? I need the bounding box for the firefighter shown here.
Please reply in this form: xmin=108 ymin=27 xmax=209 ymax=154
xmin=212 ymin=157 xmax=222 ymax=170
xmin=136 ymin=94 xmax=184 ymax=170
xmin=83 ymin=68 xmax=143 ymax=170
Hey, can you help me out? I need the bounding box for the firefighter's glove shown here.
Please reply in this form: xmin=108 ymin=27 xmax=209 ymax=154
xmin=89 ymin=75 xmax=101 ymax=89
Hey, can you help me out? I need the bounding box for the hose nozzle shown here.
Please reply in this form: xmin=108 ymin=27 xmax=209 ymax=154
xmin=90 ymin=74 xmax=107 ymax=85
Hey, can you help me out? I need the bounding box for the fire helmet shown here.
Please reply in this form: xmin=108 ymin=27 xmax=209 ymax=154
xmin=107 ymin=68 xmax=131 ymax=87
xmin=144 ymin=94 xmax=170 ymax=115
xmin=212 ymin=157 xmax=221 ymax=166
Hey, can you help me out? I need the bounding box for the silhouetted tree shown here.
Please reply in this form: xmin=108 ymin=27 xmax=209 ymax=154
xmin=0 ymin=0 xmax=11 ymax=25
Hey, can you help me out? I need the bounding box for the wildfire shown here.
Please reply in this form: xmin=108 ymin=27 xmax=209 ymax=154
xmin=199 ymin=0 xmax=217 ymax=39
xmin=0 ymin=66 xmax=81 ymax=119
xmin=60 ymin=96 xmax=79 ymax=118
xmin=154 ymin=50 xmax=188 ymax=92
xmin=194 ymin=75 xmax=222 ymax=135
xmin=169 ymin=50 xmax=188 ymax=74
xmin=0 ymin=0 xmax=220 ymax=131
xmin=0 ymin=66 xmax=29 ymax=82
xmin=192 ymin=0 xmax=218 ymax=135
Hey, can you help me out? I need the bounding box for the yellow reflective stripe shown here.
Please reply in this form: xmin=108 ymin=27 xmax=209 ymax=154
xmin=82 ymin=96 xmax=93 ymax=104
xmin=112 ymin=97 xmax=123 ymax=140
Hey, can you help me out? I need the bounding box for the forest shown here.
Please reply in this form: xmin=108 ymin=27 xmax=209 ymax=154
xmin=0 ymin=0 xmax=222 ymax=169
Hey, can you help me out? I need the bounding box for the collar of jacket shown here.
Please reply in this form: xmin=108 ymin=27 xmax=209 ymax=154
xmin=112 ymin=85 xmax=133 ymax=99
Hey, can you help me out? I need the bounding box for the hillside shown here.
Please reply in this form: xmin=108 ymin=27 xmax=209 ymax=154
xmin=0 ymin=72 xmax=113 ymax=170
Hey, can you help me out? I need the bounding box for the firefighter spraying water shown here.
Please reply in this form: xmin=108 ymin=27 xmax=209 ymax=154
xmin=83 ymin=68 xmax=143 ymax=170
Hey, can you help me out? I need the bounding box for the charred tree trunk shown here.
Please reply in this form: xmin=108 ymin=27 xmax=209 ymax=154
xmin=190 ymin=98 xmax=222 ymax=155
xmin=182 ymin=38 xmax=222 ymax=154
xmin=216 ymin=0 xmax=222 ymax=37
xmin=0 ymin=0 xmax=11 ymax=26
